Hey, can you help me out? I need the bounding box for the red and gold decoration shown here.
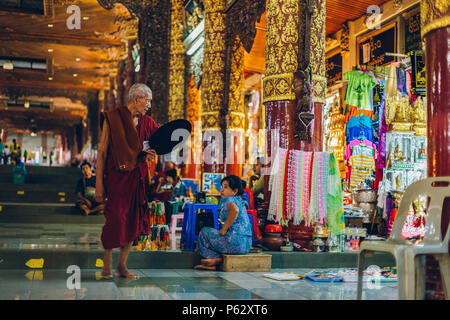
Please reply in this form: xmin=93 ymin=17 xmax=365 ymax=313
xmin=420 ymin=0 xmax=449 ymax=38
xmin=168 ymin=0 xmax=186 ymax=121
xmin=309 ymin=0 xmax=326 ymax=105
xmin=227 ymin=35 xmax=246 ymax=132
xmin=201 ymin=0 xmax=227 ymax=131
xmin=262 ymin=0 xmax=299 ymax=104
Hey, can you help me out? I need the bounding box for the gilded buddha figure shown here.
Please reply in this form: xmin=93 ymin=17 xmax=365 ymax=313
xmin=386 ymin=91 xmax=413 ymax=131
xmin=393 ymin=144 xmax=407 ymax=162
xmin=412 ymin=97 xmax=426 ymax=136
xmin=395 ymin=175 xmax=402 ymax=191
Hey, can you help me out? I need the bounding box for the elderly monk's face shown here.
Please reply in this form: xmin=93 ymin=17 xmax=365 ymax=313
xmin=134 ymin=93 xmax=152 ymax=116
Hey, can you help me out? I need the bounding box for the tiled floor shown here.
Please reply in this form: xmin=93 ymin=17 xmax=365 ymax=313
xmin=0 ymin=222 xmax=104 ymax=250
xmin=0 ymin=268 xmax=398 ymax=300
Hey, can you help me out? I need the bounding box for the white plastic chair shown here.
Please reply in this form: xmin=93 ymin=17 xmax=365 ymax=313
xmin=357 ymin=177 xmax=450 ymax=300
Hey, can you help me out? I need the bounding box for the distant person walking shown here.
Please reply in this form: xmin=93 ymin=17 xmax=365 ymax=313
xmin=16 ymin=146 xmax=22 ymax=164
xmin=23 ymin=150 xmax=28 ymax=164
xmin=49 ymin=151 xmax=54 ymax=166
xmin=3 ymin=146 xmax=9 ymax=164
xmin=9 ymin=139 xmax=17 ymax=165
xmin=0 ymin=139 xmax=4 ymax=165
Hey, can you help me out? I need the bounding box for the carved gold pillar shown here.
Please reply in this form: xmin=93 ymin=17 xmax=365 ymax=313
xmin=201 ymin=0 xmax=227 ymax=173
xmin=116 ymin=62 xmax=125 ymax=108
xmin=185 ymin=76 xmax=202 ymax=179
xmin=226 ymin=35 xmax=245 ymax=176
xmin=301 ymin=0 xmax=326 ymax=151
xmin=262 ymin=0 xmax=298 ymax=158
xmin=421 ymin=0 xmax=450 ymax=296
xmin=168 ymin=0 xmax=186 ymax=121
xmin=125 ymin=40 xmax=136 ymax=105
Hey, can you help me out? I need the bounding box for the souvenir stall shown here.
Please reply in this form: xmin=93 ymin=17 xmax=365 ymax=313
xmin=378 ymin=51 xmax=427 ymax=240
xmin=339 ymin=65 xmax=385 ymax=245
xmin=266 ymin=148 xmax=346 ymax=252
xmin=338 ymin=49 xmax=427 ymax=242
xmin=324 ymin=93 xmax=347 ymax=180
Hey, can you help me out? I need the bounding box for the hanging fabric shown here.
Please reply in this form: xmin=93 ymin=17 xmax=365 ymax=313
xmin=267 ymin=148 xmax=344 ymax=232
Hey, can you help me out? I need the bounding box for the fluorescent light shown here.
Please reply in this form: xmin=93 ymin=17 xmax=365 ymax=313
xmin=73 ymin=73 xmax=78 ymax=77
xmin=83 ymin=16 xmax=89 ymax=20
xmin=2 ymin=60 xmax=13 ymax=70
xmin=48 ymin=48 xmax=53 ymax=52
xmin=186 ymin=37 xmax=204 ymax=56
xmin=48 ymin=24 xmax=54 ymax=28
xmin=48 ymin=77 xmax=53 ymax=81
xmin=75 ymin=58 xmax=80 ymax=62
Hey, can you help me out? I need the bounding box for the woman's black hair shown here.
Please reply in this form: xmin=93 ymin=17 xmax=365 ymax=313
xmin=221 ymin=175 xmax=244 ymax=196
xmin=165 ymin=168 xmax=178 ymax=181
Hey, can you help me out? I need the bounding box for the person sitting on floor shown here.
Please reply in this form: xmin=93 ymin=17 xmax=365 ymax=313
xmin=75 ymin=161 xmax=104 ymax=216
xmin=164 ymin=168 xmax=187 ymax=201
xmin=194 ymin=175 xmax=252 ymax=270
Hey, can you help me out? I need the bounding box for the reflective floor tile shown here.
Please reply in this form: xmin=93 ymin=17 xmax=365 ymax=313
xmin=118 ymin=286 xmax=172 ymax=300
xmin=139 ymin=269 xmax=182 ymax=278
xmin=168 ymin=292 xmax=218 ymax=300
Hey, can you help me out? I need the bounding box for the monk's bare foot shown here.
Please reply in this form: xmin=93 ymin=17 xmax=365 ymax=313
xmin=194 ymin=264 xmax=217 ymax=271
xmin=201 ymin=257 xmax=223 ymax=266
xmin=100 ymin=268 xmax=113 ymax=279
xmin=115 ymin=266 xmax=139 ymax=279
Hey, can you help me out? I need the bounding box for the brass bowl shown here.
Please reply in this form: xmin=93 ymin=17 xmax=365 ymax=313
xmin=353 ymin=190 xmax=377 ymax=203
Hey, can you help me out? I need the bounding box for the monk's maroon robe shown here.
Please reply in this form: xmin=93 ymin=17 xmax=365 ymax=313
xmin=101 ymin=114 xmax=158 ymax=249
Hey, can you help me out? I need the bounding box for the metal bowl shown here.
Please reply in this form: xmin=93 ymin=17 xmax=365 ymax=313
xmin=353 ymin=190 xmax=377 ymax=203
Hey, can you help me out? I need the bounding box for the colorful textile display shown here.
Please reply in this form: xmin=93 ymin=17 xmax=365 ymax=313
xmin=268 ymin=149 xmax=345 ymax=233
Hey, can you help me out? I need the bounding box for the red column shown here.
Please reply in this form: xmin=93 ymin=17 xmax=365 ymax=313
xmin=421 ymin=0 xmax=450 ymax=299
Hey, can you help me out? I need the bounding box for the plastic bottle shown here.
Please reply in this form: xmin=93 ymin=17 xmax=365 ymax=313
xmin=355 ymin=236 xmax=360 ymax=250
xmin=346 ymin=236 xmax=353 ymax=251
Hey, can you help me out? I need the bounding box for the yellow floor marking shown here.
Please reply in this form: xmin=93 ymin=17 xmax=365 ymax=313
xmin=95 ymin=259 xmax=104 ymax=268
xmin=25 ymin=258 xmax=44 ymax=269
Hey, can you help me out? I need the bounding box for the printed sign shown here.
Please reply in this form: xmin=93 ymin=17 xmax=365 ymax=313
xmin=326 ymin=52 xmax=342 ymax=86
xmin=358 ymin=23 xmax=397 ymax=66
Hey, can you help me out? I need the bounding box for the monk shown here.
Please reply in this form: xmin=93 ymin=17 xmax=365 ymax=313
xmin=95 ymin=83 xmax=158 ymax=279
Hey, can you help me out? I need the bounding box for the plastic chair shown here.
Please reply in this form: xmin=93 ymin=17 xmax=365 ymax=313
xmin=357 ymin=177 xmax=450 ymax=300
xmin=170 ymin=213 xmax=184 ymax=250
xmin=242 ymin=193 xmax=251 ymax=209
xmin=244 ymin=188 xmax=255 ymax=210
xmin=181 ymin=203 xmax=219 ymax=250
xmin=247 ymin=209 xmax=258 ymax=245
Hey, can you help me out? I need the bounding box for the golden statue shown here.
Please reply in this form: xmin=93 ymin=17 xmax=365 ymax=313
xmin=393 ymin=144 xmax=406 ymax=162
xmin=412 ymin=97 xmax=426 ymax=136
xmin=395 ymin=175 xmax=402 ymax=190
xmin=386 ymin=91 xmax=412 ymax=131
xmin=412 ymin=196 xmax=427 ymax=229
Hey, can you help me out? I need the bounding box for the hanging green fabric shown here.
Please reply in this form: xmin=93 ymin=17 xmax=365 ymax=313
xmin=327 ymin=153 xmax=345 ymax=233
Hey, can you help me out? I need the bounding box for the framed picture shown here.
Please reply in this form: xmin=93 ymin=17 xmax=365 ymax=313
xmin=181 ymin=178 xmax=200 ymax=196
xmin=202 ymin=173 xmax=224 ymax=196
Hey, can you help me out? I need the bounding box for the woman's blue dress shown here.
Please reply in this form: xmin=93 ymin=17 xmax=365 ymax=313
xmin=195 ymin=196 xmax=252 ymax=259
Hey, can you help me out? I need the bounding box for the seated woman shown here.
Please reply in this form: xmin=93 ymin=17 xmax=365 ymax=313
xmin=194 ymin=175 xmax=252 ymax=270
